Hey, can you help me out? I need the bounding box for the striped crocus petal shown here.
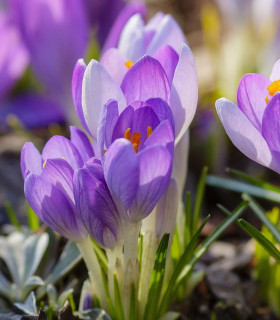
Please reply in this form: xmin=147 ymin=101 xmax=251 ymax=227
xmin=74 ymin=158 xmax=120 ymax=249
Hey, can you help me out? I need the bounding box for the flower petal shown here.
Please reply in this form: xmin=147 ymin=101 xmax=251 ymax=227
xmin=102 ymin=1 xmax=147 ymax=53
xmin=170 ymin=43 xmax=198 ymax=142
xmin=72 ymin=59 xmax=90 ymax=133
xmin=270 ymin=59 xmax=280 ymax=81
xmin=74 ymin=163 xmax=119 ymax=249
xmin=70 ymin=126 xmax=94 ymax=163
xmin=237 ymin=73 xmax=271 ymax=132
xmin=20 ymin=142 xmax=42 ymax=179
xmin=100 ymin=48 xmax=128 ymax=85
xmin=42 ymin=136 xmax=83 ymax=170
xmin=41 ymin=158 xmax=74 ymax=201
xmin=262 ymin=94 xmax=280 ymax=169
xmin=153 ymin=45 xmax=179 ymax=85
xmin=121 ymin=55 xmax=170 ymax=105
xmin=104 ymin=138 xmax=139 ymax=218
xmin=129 ymin=145 xmax=172 ymax=221
xmin=24 ymin=173 xmax=86 ymax=241
xmin=147 ymin=14 xmax=186 ymax=55
xmin=97 ymin=100 xmax=119 ymax=161
xmin=216 ymin=98 xmax=278 ymax=172
xmin=117 ymin=13 xmax=145 ymax=62
xmin=82 ymin=59 xmax=127 ymax=138
xmin=145 ymin=98 xmax=175 ymax=129
xmin=144 ymin=119 xmax=175 ymax=156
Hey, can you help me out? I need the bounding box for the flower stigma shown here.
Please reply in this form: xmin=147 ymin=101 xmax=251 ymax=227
xmin=265 ymin=80 xmax=280 ymax=103
xmin=123 ymin=126 xmax=153 ymax=153
xmin=124 ymin=60 xmax=133 ymax=69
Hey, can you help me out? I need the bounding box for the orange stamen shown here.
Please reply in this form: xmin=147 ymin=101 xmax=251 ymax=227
xmin=265 ymin=80 xmax=280 ymax=103
xmin=124 ymin=128 xmax=131 ymax=140
xmin=123 ymin=128 xmax=142 ymax=152
xmin=124 ymin=60 xmax=133 ymax=69
xmin=147 ymin=126 xmax=153 ymax=138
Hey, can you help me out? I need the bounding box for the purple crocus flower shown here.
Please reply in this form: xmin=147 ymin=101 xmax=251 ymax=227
xmin=21 ymin=126 xmax=120 ymax=247
xmin=216 ymin=58 xmax=280 ymax=173
xmin=10 ymin=0 xmax=89 ymax=112
xmin=0 ymin=8 xmax=28 ymax=100
xmin=73 ymin=53 xmax=181 ymax=220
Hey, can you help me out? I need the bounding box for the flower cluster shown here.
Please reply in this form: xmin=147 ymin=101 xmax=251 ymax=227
xmin=21 ymin=11 xmax=198 ymax=318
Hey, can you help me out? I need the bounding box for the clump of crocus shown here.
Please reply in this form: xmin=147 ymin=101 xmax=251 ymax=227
xmin=22 ymin=11 xmax=198 ymax=320
xmin=216 ymin=58 xmax=280 ymax=173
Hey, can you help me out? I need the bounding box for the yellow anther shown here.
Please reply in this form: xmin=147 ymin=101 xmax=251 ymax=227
xmin=124 ymin=60 xmax=133 ymax=69
xmin=124 ymin=128 xmax=131 ymax=140
xmin=266 ymin=80 xmax=280 ymax=103
xmin=147 ymin=126 xmax=153 ymax=138
xmin=42 ymin=161 xmax=46 ymax=169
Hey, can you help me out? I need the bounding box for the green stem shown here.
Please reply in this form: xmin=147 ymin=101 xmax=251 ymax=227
xmin=76 ymin=237 xmax=108 ymax=310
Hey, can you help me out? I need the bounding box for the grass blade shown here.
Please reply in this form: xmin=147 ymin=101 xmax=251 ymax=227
xmin=192 ymin=167 xmax=208 ymax=234
xmin=5 ymin=202 xmax=21 ymax=230
xmin=207 ymin=175 xmax=280 ymax=203
xmin=238 ymin=218 xmax=280 ymax=262
xmin=242 ymin=194 xmax=280 ymax=243
xmin=144 ymin=234 xmax=170 ymax=320
xmin=113 ymin=273 xmax=125 ymax=320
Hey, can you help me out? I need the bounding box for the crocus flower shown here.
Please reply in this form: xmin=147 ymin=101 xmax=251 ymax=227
xmin=73 ymin=53 xmax=182 ymax=222
xmin=216 ymin=58 xmax=280 ymax=173
xmin=0 ymin=8 xmax=28 ymax=100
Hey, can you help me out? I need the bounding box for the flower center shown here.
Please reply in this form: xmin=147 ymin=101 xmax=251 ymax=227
xmin=124 ymin=60 xmax=133 ymax=69
xmin=124 ymin=126 xmax=153 ymax=153
xmin=265 ymin=80 xmax=280 ymax=103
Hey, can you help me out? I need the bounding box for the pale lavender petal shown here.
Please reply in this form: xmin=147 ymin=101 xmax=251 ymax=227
xmin=237 ymin=73 xmax=271 ymax=132
xmin=121 ymin=55 xmax=170 ymax=105
xmin=170 ymin=43 xmax=198 ymax=141
xmin=216 ymin=98 xmax=279 ymax=172
xmin=74 ymin=163 xmax=119 ymax=249
xmin=100 ymin=48 xmax=128 ymax=86
xmin=0 ymin=12 xmax=28 ymax=99
xmin=82 ymin=59 xmax=127 ymax=138
xmin=155 ymin=178 xmax=178 ymax=238
xmin=42 ymin=136 xmax=83 ymax=170
xmin=70 ymin=126 xmax=94 ymax=163
xmin=146 ymin=14 xmax=186 ymax=55
xmin=262 ymin=94 xmax=280 ymax=167
xmin=153 ymin=45 xmax=179 ymax=85
xmin=270 ymin=59 xmax=280 ymax=81
xmin=0 ymin=94 xmax=65 ymax=129
xmin=118 ymin=14 xmax=145 ymax=62
xmin=97 ymin=100 xmax=119 ymax=161
xmin=20 ymin=142 xmax=42 ymax=179
xmin=143 ymin=119 xmax=174 ymax=156
xmin=104 ymin=138 xmax=139 ymax=218
xmin=102 ymin=1 xmax=147 ymax=53
xmin=41 ymin=158 xmax=74 ymax=201
xmin=24 ymin=173 xmax=86 ymax=241
xmin=13 ymin=0 xmax=89 ymax=99
xmin=129 ymin=145 xmax=172 ymax=221
xmin=72 ymin=59 xmax=90 ymax=133
xmin=172 ymin=130 xmax=189 ymax=196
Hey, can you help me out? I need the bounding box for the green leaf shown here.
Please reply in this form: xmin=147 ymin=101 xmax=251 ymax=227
xmin=179 ymin=201 xmax=248 ymax=282
xmin=144 ymin=234 xmax=170 ymax=320
xmin=77 ymin=308 xmax=112 ymax=320
xmin=159 ymin=311 xmax=180 ymax=320
xmin=26 ymin=202 xmax=40 ymax=231
xmin=242 ymin=194 xmax=280 ymax=243
xmin=129 ymin=283 xmax=136 ymax=320
xmin=36 ymin=241 xmax=82 ymax=299
xmin=227 ymin=168 xmax=280 ymax=193
xmin=192 ymin=167 xmax=208 ymax=234
xmin=57 ymin=288 xmax=74 ymax=309
xmin=207 ymin=175 xmax=280 ymax=203
xmin=5 ymin=202 xmax=21 ymax=231
xmin=160 ymin=215 xmax=210 ymax=314
xmin=14 ymin=292 xmax=37 ymax=315
xmin=113 ymin=274 xmax=125 ymax=320
xmin=184 ymin=192 xmax=192 ymax=247
xmin=238 ymin=219 xmax=280 ymax=262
